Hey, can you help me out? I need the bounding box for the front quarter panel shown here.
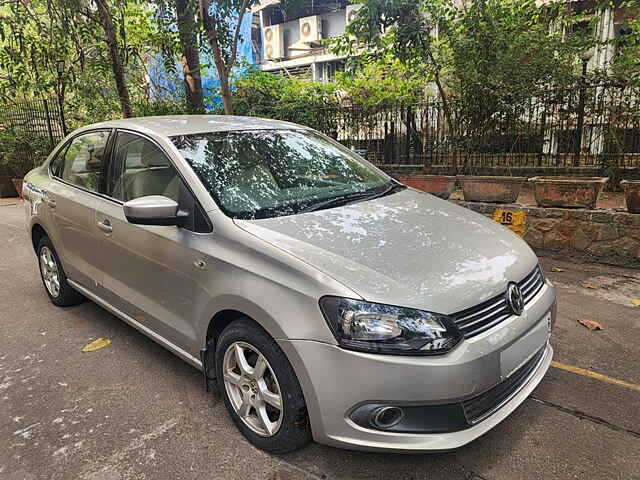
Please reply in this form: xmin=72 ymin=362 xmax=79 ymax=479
xmin=192 ymin=212 xmax=361 ymax=352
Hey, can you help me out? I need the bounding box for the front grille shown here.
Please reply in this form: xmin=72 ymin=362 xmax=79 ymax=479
xmin=462 ymin=346 xmax=546 ymax=424
xmin=452 ymin=266 xmax=545 ymax=338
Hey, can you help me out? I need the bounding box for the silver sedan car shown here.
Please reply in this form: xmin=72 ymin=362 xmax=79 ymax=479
xmin=24 ymin=116 xmax=556 ymax=453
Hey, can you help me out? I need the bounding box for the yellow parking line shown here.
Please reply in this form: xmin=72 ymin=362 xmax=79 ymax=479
xmin=551 ymin=361 xmax=640 ymax=392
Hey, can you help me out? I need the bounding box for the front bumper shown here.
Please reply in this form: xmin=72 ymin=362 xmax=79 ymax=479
xmin=278 ymin=281 xmax=555 ymax=452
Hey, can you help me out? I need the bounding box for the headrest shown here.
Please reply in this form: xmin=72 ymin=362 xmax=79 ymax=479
xmin=140 ymin=142 xmax=169 ymax=168
xmin=83 ymin=147 xmax=104 ymax=172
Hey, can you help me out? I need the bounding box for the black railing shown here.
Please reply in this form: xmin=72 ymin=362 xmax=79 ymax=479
xmin=0 ymin=98 xmax=67 ymax=147
xmin=249 ymin=83 xmax=640 ymax=172
xmin=4 ymin=84 xmax=639 ymax=174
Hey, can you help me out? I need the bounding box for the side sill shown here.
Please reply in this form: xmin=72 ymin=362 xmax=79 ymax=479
xmin=67 ymin=279 xmax=203 ymax=371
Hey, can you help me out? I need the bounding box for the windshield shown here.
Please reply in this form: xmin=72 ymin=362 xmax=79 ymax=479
xmin=171 ymin=129 xmax=397 ymax=219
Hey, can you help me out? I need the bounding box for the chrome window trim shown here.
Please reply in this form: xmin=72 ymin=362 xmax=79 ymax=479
xmin=47 ymin=128 xmax=115 ymax=202
xmin=104 ymin=129 xmax=213 ymax=233
xmin=46 ymin=127 xmax=212 ymax=234
xmin=48 ymin=128 xmax=113 ymax=182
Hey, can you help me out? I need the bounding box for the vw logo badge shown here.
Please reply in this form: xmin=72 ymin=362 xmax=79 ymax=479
xmin=506 ymin=283 xmax=524 ymax=316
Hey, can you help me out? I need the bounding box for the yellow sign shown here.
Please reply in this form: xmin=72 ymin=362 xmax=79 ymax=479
xmin=493 ymin=209 xmax=526 ymax=236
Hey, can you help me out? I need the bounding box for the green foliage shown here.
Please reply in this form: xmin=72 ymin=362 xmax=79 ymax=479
xmin=133 ymin=98 xmax=189 ymax=117
xmin=0 ymin=0 xmax=158 ymax=123
xmin=233 ymin=69 xmax=340 ymax=130
xmin=336 ymin=56 xmax=433 ymax=107
xmin=446 ymin=0 xmax=587 ymax=111
xmin=607 ymin=0 xmax=640 ymax=86
xmin=0 ymin=129 xmax=52 ymax=178
xmin=336 ymin=0 xmax=595 ymax=125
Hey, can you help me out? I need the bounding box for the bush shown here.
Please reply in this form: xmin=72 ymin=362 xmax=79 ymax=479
xmin=335 ymin=56 xmax=432 ymax=108
xmin=0 ymin=128 xmax=53 ymax=178
xmin=132 ymin=98 xmax=190 ymax=117
xmin=232 ymin=69 xmax=340 ymax=131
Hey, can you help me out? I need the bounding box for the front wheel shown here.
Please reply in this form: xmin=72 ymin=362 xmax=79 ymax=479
xmin=215 ymin=318 xmax=312 ymax=453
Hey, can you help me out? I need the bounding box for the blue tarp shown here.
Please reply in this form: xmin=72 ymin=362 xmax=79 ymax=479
xmin=148 ymin=9 xmax=255 ymax=110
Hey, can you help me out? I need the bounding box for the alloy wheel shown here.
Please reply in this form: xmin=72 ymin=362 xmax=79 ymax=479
xmin=40 ymin=246 xmax=60 ymax=298
xmin=222 ymin=341 xmax=283 ymax=437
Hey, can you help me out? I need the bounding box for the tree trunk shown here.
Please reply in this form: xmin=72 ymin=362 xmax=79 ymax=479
xmin=218 ymin=69 xmax=233 ymax=115
xmin=199 ymin=0 xmax=249 ymax=115
xmin=95 ymin=0 xmax=132 ymax=118
xmin=175 ymin=0 xmax=204 ymax=113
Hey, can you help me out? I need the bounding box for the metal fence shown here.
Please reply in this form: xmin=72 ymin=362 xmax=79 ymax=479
xmin=0 ymin=98 xmax=67 ymax=147
xmin=271 ymin=83 xmax=640 ymax=173
xmin=4 ymin=85 xmax=640 ymax=174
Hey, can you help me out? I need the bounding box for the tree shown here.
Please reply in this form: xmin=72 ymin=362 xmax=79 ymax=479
xmin=0 ymin=0 xmax=155 ymax=120
xmin=94 ymin=0 xmax=133 ymax=117
xmin=198 ymin=0 xmax=253 ymax=115
xmin=174 ymin=0 xmax=205 ymax=112
xmin=334 ymin=0 xmax=455 ymax=126
xmin=335 ymin=0 xmax=592 ymax=129
xmin=335 ymin=55 xmax=432 ymax=108
xmin=607 ymin=0 xmax=640 ymax=86
xmin=0 ymin=0 xmax=90 ymax=104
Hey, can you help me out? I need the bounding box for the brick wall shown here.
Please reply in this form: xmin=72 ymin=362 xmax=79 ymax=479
xmin=453 ymin=201 xmax=640 ymax=267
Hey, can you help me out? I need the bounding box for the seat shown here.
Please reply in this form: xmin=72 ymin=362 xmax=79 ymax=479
xmin=121 ymin=142 xmax=179 ymax=201
xmin=217 ymin=163 xmax=282 ymax=212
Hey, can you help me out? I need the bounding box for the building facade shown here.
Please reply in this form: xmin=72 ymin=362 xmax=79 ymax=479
xmin=252 ymin=0 xmax=361 ymax=81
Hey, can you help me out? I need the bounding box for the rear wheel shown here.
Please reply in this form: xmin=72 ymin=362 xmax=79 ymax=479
xmin=37 ymin=236 xmax=85 ymax=307
xmin=215 ymin=318 xmax=312 ymax=453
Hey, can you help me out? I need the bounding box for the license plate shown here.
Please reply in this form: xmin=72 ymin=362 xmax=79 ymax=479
xmin=500 ymin=312 xmax=550 ymax=380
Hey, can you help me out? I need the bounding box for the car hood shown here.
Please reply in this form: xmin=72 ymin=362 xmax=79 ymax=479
xmin=234 ymin=189 xmax=538 ymax=314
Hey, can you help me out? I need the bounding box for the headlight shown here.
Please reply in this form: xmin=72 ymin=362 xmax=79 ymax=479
xmin=319 ymin=297 xmax=462 ymax=355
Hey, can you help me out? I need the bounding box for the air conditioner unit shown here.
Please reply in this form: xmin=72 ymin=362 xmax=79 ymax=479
xmin=345 ymin=4 xmax=362 ymax=25
xmin=299 ymin=15 xmax=323 ymax=43
xmin=263 ymin=24 xmax=284 ymax=60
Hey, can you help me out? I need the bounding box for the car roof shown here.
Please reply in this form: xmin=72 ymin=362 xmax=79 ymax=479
xmin=79 ymin=115 xmax=307 ymax=138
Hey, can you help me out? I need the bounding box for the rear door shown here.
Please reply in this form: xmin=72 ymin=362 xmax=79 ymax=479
xmin=45 ymin=130 xmax=112 ymax=290
xmin=94 ymin=130 xmax=212 ymax=353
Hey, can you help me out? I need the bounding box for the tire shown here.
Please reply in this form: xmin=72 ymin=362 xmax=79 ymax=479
xmin=37 ymin=236 xmax=85 ymax=307
xmin=215 ymin=317 xmax=312 ymax=454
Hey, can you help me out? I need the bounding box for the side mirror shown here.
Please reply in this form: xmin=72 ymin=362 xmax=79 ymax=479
xmin=123 ymin=195 xmax=187 ymax=226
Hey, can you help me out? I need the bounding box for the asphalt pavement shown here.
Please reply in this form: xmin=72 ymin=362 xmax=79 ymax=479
xmin=1 ymin=203 xmax=639 ymax=480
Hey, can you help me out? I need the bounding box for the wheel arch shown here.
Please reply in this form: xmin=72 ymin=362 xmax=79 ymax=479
xmin=199 ymin=297 xmax=289 ymax=388
xmin=201 ymin=296 xmax=287 ymax=349
xmin=31 ymin=223 xmax=49 ymax=252
xmin=206 ymin=309 xmax=246 ymax=349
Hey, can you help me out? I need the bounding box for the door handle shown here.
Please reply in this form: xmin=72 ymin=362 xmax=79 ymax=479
xmin=96 ymin=219 xmax=113 ymax=234
xmin=42 ymin=191 xmax=56 ymax=208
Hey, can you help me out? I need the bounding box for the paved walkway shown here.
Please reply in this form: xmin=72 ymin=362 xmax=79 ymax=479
xmin=0 ymin=196 xmax=22 ymax=207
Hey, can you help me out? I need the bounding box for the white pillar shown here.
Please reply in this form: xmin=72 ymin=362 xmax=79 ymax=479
xmin=594 ymin=7 xmax=615 ymax=73
xmin=543 ymin=127 xmax=558 ymax=156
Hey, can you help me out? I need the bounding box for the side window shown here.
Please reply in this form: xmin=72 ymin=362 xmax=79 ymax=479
xmin=58 ymin=131 xmax=109 ymax=192
xmin=109 ymin=132 xmax=183 ymax=202
xmin=49 ymin=142 xmax=70 ymax=177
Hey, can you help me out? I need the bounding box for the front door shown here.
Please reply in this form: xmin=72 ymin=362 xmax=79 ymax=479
xmin=46 ymin=130 xmax=111 ymax=290
xmin=94 ymin=131 xmax=207 ymax=353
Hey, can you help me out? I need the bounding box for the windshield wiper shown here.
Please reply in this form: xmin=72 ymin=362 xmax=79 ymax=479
xmin=298 ymin=192 xmax=372 ymax=214
xmin=365 ymin=181 xmax=406 ymax=201
xmin=299 ymin=182 xmax=405 ymax=214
